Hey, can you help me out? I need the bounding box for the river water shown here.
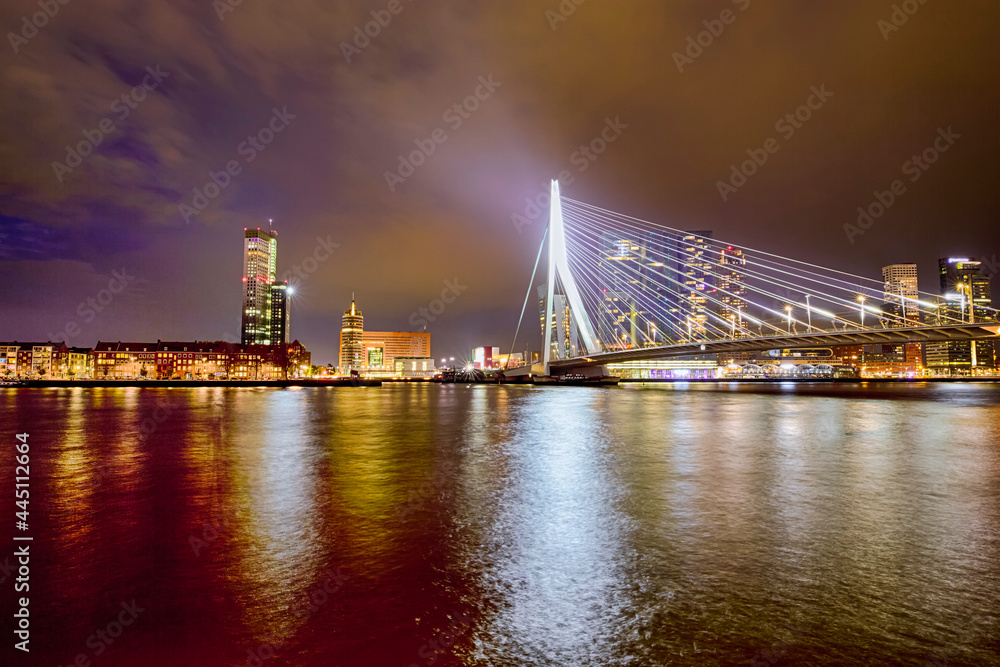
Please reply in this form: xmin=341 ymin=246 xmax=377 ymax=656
xmin=1 ymin=383 xmax=998 ymax=666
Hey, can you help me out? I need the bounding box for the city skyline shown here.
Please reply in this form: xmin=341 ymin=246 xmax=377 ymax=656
xmin=1 ymin=2 xmax=997 ymax=366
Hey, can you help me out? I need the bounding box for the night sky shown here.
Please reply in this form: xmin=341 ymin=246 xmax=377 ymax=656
xmin=1 ymin=0 xmax=997 ymax=365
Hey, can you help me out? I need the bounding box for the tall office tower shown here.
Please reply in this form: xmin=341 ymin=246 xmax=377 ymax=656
xmin=595 ymin=232 xmax=645 ymax=350
xmin=938 ymin=258 xmax=993 ymax=322
xmin=241 ymin=227 xmax=279 ymax=345
xmin=882 ymin=263 xmax=920 ymax=326
xmin=668 ymin=231 xmax=713 ymax=340
xmin=881 ymin=263 xmax=922 ymax=372
xmin=716 ymin=246 xmax=748 ymax=330
xmin=339 ymin=297 xmax=365 ymax=372
xmin=926 ymin=258 xmax=995 ymax=374
xmin=269 ymin=281 xmax=290 ymax=344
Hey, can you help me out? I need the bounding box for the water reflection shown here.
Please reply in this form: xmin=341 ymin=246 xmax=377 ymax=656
xmin=1 ymin=383 xmax=998 ymax=666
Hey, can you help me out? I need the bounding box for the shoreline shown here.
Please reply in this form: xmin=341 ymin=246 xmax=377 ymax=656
xmin=3 ymin=378 xmax=383 ymax=388
xmin=3 ymin=377 xmax=999 ymax=388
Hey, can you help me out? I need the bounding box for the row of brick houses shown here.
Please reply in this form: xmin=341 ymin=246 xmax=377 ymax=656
xmin=1 ymin=340 xmax=310 ymax=380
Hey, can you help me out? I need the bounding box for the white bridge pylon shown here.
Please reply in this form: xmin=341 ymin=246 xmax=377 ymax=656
xmin=542 ymin=180 xmax=601 ymax=372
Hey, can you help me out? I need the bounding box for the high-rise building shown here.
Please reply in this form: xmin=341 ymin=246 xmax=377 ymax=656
xmin=596 ymin=233 xmax=650 ymax=350
xmin=882 ymin=263 xmax=920 ymax=326
xmin=241 ymin=227 xmax=278 ymax=345
xmin=717 ymin=245 xmax=748 ymax=326
xmin=339 ymin=297 xmax=364 ymax=373
xmin=881 ymin=263 xmax=922 ymax=372
xmin=926 ymin=258 xmax=995 ymax=374
xmin=669 ymin=231 xmax=713 ymax=340
xmin=269 ymin=281 xmax=290 ymax=345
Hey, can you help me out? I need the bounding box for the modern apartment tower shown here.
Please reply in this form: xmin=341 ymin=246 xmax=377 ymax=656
xmin=669 ymin=231 xmax=714 ymax=341
xmin=241 ymin=227 xmax=279 ymax=345
xmin=339 ymin=296 xmax=365 ymax=373
xmin=717 ymin=246 xmax=749 ymax=327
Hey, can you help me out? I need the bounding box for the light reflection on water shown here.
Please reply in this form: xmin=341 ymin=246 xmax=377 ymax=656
xmin=0 ymin=382 xmax=998 ymax=666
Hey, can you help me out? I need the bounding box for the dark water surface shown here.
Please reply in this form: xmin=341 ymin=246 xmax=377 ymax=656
xmin=1 ymin=383 xmax=998 ymax=666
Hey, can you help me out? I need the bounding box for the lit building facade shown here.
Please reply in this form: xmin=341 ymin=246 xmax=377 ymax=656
xmin=362 ymin=331 xmax=431 ymax=370
xmin=270 ymin=281 xmax=290 ymax=344
xmin=882 ymin=263 xmax=920 ymax=325
xmin=394 ymin=357 xmax=436 ymax=378
xmin=241 ymin=227 xmax=278 ymax=345
xmin=668 ymin=231 xmax=714 ymax=341
xmin=0 ymin=342 xmax=69 ymax=378
xmin=927 ymin=258 xmax=996 ymax=374
xmin=339 ymin=298 xmax=365 ymax=373
xmin=473 ymin=346 xmax=501 ymax=370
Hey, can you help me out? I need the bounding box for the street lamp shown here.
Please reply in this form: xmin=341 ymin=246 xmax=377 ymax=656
xmin=805 ymin=295 xmax=812 ymax=331
xmin=785 ymin=305 xmax=793 ymax=333
xmin=858 ymin=295 xmax=866 ymax=328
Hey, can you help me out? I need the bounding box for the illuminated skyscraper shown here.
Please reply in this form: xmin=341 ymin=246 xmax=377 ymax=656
xmin=339 ymin=296 xmax=364 ymax=372
xmin=926 ymin=258 xmax=995 ymax=374
xmin=717 ymin=245 xmax=748 ymax=326
xmin=241 ymin=227 xmax=278 ymax=345
xmin=882 ymin=263 xmax=920 ymax=325
xmin=269 ymin=281 xmax=290 ymax=344
xmin=667 ymin=231 xmax=713 ymax=340
xmin=881 ymin=263 xmax=922 ymax=372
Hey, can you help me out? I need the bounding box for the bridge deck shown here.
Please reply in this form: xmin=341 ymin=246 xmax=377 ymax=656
xmin=549 ymin=323 xmax=1000 ymax=369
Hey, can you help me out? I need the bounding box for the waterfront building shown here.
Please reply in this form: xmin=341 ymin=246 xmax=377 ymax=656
xmin=394 ymin=357 xmax=436 ymax=378
xmin=473 ymin=346 xmax=501 ymax=370
xmin=0 ymin=342 xmax=68 ymax=378
xmin=241 ymin=227 xmax=279 ymax=345
xmin=339 ymin=297 xmax=365 ymax=373
xmin=362 ymin=331 xmax=432 ymax=370
xmin=67 ymin=347 xmax=93 ymax=378
xmin=0 ymin=344 xmax=18 ymax=377
xmin=94 ymin=342 xmax=157 ymax=379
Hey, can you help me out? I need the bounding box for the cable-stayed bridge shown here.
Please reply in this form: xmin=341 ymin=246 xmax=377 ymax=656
xmin=508 ymin=181 xmax=1000 ymax=378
